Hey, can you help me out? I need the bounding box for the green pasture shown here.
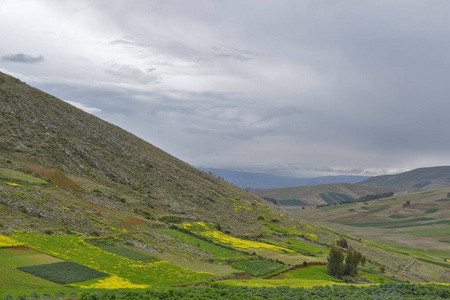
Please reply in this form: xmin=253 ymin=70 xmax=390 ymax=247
xmin=230 ymin=260 xmax=285 ymax=277
xmin=100 ymin=245 xmax=157 ymax=261
xmin=213 ymin=278 xmax=345 ymax=288
xmin=160 ymin=229 xmax=251 ymax=261
xmin=282 ymin=265 xmax=334 ymax=281
xmin=425 ymin=208 xmax=439 ymax=214
xmin=0 ymin=168 xmax=49 ymax=184
xmin=0 ymin=247 xmax=62 ymax=267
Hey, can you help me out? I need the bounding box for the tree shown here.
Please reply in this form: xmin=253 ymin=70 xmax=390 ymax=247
xmin=336 ymin=237 xmax=348 ymax=249
xmin=344 ymin=246 xmax=362 ymax=276
xmin=327 ymin=247 xmax=345 ymax=278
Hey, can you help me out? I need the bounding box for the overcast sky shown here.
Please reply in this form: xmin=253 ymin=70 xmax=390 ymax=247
xmin=1 ymin=0 xmax=449 ymax=177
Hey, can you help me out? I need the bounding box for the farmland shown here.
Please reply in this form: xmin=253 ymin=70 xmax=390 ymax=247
xmin=294 ymin=188 xmax=450 ymax=263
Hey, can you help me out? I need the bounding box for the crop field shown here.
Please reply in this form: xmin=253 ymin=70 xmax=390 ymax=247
xmin=281 ymin=265 xmax=335 ymax=281
xmin=18 ymin=261 xmax=109 ymax=284
xmin=343 ymin=217 xmax=436 ymax=227
xmin=99 ymin=245 xmax=157 ymax=261
xmin=11 ymin=232 xmax=212 ymax=288
xmin=264 ymin=223 xmax=318 ymax=241
xmin=230 ymin=260 xmax=285 ymax=276
xmin=180 ymin=222 xmax=295 ymax=254
xmin=0 ymin=247 xmax=62 ymax=267
xmin=161 ymin=229 xmax=251 ymax=261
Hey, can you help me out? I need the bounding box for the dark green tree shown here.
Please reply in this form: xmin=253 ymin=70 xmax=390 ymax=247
xmin=327 ymin=247 xmax=345 ymax=278
xmin=344 ymin=246 xmax=363 ymax=276
xmin=336 ymin=237 xmax=348 ymax=248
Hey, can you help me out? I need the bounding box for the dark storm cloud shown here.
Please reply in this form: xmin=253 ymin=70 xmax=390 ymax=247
xmin=2 ymin=53 xmax=44 ymax=64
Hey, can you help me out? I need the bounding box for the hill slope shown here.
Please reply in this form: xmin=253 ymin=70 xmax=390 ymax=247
xmin=252 ymin=183 xmax=388 ymax=208
xmin=357 ymin=166 xmax=450 ymax=189
xmin=0 ymin=71 xmax=282 ymax=233
xmin=1 ymin=71 xmax=448 ymax=292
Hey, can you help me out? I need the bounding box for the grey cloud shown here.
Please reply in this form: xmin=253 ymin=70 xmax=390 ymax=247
xmin=2 ymin=53 xmax=44 ymax=64
xmin=105 ymin=63 xmax=160 ymax=84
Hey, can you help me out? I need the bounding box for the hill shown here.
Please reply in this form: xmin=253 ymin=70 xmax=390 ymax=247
xmin=0 ymin=71 xmax=449 ymax=296
xmin=252 ymin=183 xmax=389 ymax=209
xmin=293 ymin=188 xmax=450 ymax=265
xmin=198 ymin=168 xmax=368 ymax=190
xmin=357 ymin=166 xmax=450 ymax=189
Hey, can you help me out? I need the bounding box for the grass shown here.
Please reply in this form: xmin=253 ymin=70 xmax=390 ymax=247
xmin=288 ymin=238 xmax=328 ymax=254
xmin=405 ymin=227 xmax=450 ymax=236
xmin=0 ymin=247 xmax=62 ymax=267
xmin=99 ymin=245 xmax=157 ymax=261
xmin=213 ymin=279 xmax=345 ymax=288
xmin=343 ymin=217 xmax=436 ymax=227
xmin=230 ymin=260 xmax=285 ymax=277
xmin=0 ymin=168 xmax=49 ymax=185
xmin=11 ymin=232 xmax=212 ymax=287
xmin=161 ymin=229 xmax=251 ymax=261
xmin=425 ymin=208 xmax=438 ymax=214
xmin=181 ymin=222 xmax=295 ymax=253
xmin=282 ymin=265 xmax=335 ymax=281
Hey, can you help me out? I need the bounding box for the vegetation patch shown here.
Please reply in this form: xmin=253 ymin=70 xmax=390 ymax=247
xmin=283 ymin=265 xmax=335 ymax=281
xmin=343 ymin=217 xmax=436 ymax=227
xmin=18 ymin=261 xmax=108 ymax=284
xmin=264 ymin=223 xmax=318 ymax=241
xmin=425 ymin=208 xmax=438 ymax=214
xmin=0 ymin=168 xmax=49 ymax=185
xmin=0 ymin=235 xmax=23 ymax=248
xmin=230 ymin=260 xmax=285 ymax=277
xmin=11 ymin=232 xmax=212 ymax=287
xmin=99 ymin=245 xmax=156 ymax=261
xmin=181 ymin=222 xmax=295 ymax=254
xmin=27 ymin=167 xmax=81 ymax=190
xmin=286 ymin=238 xmax=329 ymax=255
xmin=161 ymin=229 xmax=251 ymax=261
xmin=278 ymin=199 xmax=310 ymax=206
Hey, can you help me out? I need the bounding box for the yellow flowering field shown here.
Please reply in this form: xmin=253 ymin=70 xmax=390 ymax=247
xmin=181 ymin=222 xmax=294 ymax=254
xmin=76 ymin=275 xmax=149 ymax=289
xmin=11 ymin=232 xmax=212 ymax=288
xmin=0 ymin=234 xmax=23 ymax=248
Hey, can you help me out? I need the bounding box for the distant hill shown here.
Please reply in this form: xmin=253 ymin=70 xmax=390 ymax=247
xmin=198 ymin=168 xmax=369 ymax=190
xmin=357 ymin=166 xmax=450 ymax=189
xmin=252 ymin=183 xmax=388 ymax=209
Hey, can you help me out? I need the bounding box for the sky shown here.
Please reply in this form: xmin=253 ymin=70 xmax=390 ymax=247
xmin=1 ymin=0 xmax=449 ymax=178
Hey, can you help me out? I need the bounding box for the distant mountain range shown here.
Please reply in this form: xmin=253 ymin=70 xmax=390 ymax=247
xmin=197 ymin=168 xmax=369 ymax=190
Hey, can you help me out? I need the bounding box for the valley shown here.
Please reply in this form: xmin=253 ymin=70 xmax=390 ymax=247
xmin=0 ymin=71 xmax=449 ymax=299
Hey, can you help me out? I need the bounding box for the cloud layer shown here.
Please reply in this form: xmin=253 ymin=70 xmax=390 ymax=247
xmin=1 ymin=0 xmax=449 ymax=177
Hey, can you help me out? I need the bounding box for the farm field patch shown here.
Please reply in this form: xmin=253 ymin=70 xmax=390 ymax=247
xmin=18 ymin=261 xmax=108 ymax=284
xmin=11 ymin=232 xmax=212 ymax=287
xmin=230 ymin=260 xmax=285 ymax=277
xmin=161 ymin=229 xmax=251 ymax=261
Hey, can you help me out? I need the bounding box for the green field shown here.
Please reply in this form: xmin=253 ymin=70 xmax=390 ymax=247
xmin=99 ymin=245 xmax=157 ymax=261
xmin=161 ymin=229 xmax=251 ymax=261
xmin=230 ymin=260 xmax=285 ymax=277
xmin=11 ymin=232 xmax=212 ymax=287
xmin=344 ymin=217 xmax=436 ymax=228
xmin=0 ymin=168 xmax=49 ymax=184
xmin=282 ymin=265 xmax=335 ymax=281
xmin=18 ymin=261 xmax=109 ymax=284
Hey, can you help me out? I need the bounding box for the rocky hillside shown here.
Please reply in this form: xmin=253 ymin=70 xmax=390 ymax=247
xmin=0 ymin=71 xmax=289 ymax=235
